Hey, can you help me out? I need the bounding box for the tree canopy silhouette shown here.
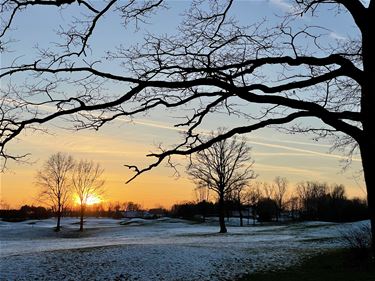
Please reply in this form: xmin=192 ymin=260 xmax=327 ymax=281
xmin=0 ymin=0 xmax=373 ymax=249
xmin=36 ymin=152 xmax=74 ymax=231
xmin=187 ymin=133 xmax=256 ymax=233
xmin=73 ymin=159 xmax=105 ymax=231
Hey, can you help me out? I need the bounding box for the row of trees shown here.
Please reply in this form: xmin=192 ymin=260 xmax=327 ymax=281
xmin=173 ymin=180 xmax=368 ymax=225
xmin=0 ymin=201 xmax=160 ymax=221
xmin=2 ymin=181 xmax=366 ymax=224
xmin=186 ymin=134 xmax=368 ymax=232
xmin=297 ymin=181 xmax=368 ymax=222
xmin=0 ymin=205 xmax=51 ymax=222
xmin=37 ymin=153 xmax=105 ymax=231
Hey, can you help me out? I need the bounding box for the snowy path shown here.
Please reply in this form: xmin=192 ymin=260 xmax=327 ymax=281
xmin=0 ymin=218 xmax=367 ymax=281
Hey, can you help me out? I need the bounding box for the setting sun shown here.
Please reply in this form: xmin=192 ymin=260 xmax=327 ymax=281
xmin=74 ymin=194 xmax=102 ymax=206
xmin=86 ymin=194 xmax=102 ymax=205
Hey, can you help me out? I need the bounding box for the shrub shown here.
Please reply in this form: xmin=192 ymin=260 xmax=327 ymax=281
xmin=341 ymin=223 xmax=372 ymax=261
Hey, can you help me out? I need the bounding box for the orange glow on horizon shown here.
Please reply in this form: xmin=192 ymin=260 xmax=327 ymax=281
xmin=1 ymin=124 xmax=366 ymax=210
xmin=74 ymin=194 xmax=102 ymax=206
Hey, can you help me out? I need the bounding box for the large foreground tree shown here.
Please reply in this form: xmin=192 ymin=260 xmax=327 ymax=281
xmin=0 ymin=0 xmax=373 ymax=250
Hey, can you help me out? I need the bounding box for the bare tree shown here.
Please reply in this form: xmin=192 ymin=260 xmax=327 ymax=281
xmin=331 ymin=184 xmax=346 ymax=200
xmin=244 ymin=183 xmax=263 ymax=225
xmin=194 ymin=186 xmax=210 ymax=203
xmin=297 ymin=181 xmax=329 ymax=219
xmin=263 ymin=182 xmax=275 ymax=200
xmin=187 ymin=134 xmax=256 ymax=233
xmin=72 ymin=160 xmax=105 ymax=231
xmin=273 ymin=176 xmax=288 ymax=221
xmin=0 ymin=0 xmax=374 ymax=251
xmin=285 ymin=195 xmax=300 ymax=220
xmin=193 ymin=186 xmax=211 ymax=222
xmin=36 ymin=152 xmax=74 ymax=231
xmin=231 ymin=183 xmax=248 ymax=227
xmin=123 ymin=201 xmax=142 ymax=212
xmin=0 ymin=199 xmax=10 ymax=210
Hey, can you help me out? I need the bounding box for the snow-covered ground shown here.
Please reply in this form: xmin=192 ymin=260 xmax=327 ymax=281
xmin=0 ymin=217 xmax=369 ymax=281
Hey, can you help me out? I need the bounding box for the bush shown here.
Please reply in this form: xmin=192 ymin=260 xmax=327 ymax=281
xmin=256 ymin=198 xmax=277 ymax=222
xmin=341 ymin=223 xmax=372 ymax=260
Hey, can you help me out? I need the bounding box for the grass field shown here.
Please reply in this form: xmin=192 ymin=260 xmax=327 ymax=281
xmin=240 ymin=249 xmax=375 ymax=281
xmin=0 ymin=218 xmax=372 ymax=280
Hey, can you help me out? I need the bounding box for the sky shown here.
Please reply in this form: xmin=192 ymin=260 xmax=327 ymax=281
xmin=0 ymin=0 xmax=366 ymax=209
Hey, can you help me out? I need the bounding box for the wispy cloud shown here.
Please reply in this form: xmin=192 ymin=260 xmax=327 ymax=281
xmin=269 ymin=0 xmax=294 ymax=12
xmin=253 ymin=152 xmax=317 ymax=157
xmin=247 ymin=135 xmax=330 ymax=148
xmin=14 ymin=102 xmax=361 ymax=162
xmin=121 ymin=118 xmax=361 ymax=162
xmin=329 ymin=32 xmax=348 ymax=41
xmin=119 ymin=117 xmax=186 ymax=133
xmin=255 ymin=163 xmax=322 ymax=177
xmin=248 ymin=140 xmax=361 ymax=162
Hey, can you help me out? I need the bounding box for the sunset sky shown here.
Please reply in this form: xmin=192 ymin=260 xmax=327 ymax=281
xmin=0 ymin=0 xmax=366 ymax=209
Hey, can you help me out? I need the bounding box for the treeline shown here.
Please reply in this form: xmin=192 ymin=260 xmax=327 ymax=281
xmin=0 ymin=181 xmax=368 ymax=224
xmin=297 ymin=182 xmax=368 ymax=222
xmin=0 ymin=201 xmax=167 ymax=221
xmin=171 ymin=180 xmax=368 ymax=223
xmin=0 ymin=205 xmax=52 ymax=221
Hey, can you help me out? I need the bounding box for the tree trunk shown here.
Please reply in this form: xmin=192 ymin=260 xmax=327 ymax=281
xmin=218 ymin=192 xmax=227 ymax=233
xmin=238 ymin=203 xmax=243 ymax=227
xmin=360 ymin=22 xmax=375 ymax=255
xmin=79 ymin=204 xmax=85 ymax=232
xmin=56 ymin=204 xmax=61 ymax=232
xmin=359 ymin=140 xmax=375 ymax=253
xmin=252 ymin=207 xmax=256 ymax=226
xmin=275 ymin=207 xmax=279 ymax=222
xmin=202 ymin=201 xmax=206 ymax=223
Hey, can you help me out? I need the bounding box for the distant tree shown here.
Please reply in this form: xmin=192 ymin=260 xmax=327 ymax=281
xmin=194 ymin=186 xmax=210 ymax=203
xmin=245 ymin=183 xmax=263 ymax=225
xmin=330 ymin=184 xmax=346 ymax=200
xmin=36 ymin=152 xmax=74 ymax=231
xmin=20 ymin=205 xmax=51 ymax=220
xmin=285 ymin=196 xmax=300 ymax=220
xmin=171 ymin=201 xmax=216 ymax=220
xmin=273 ymin=177 xmax=288 ymax=221
xmin=193 ymin=186 xmax=211 ymax=222
xmin=295 ymin=181 xmax=368 ymax=222
xmin=230 ymin=183 xmax=249 ymax=227
xmin=256 ymin=198 xmax=278 ymax=222
xmin=93 ymin=202 xmax=105 ymax=218
xmin=123 ymin=201 xmax=142 ymax=212
xmin=0 ymin=199 xmax=10 ymax=210
xmin=72 ymin=160 xmax=105 ymax=231
xmin=297 ymin=181 xmax=329 ymax=219
xmin=110 ymin=201 xmax=123 ymax=219
xmin=149 ymin=206 xmax=168 ymax=218
xmin=262 ymin=182 xmax=275 ymax=200
xmin=187 ymin=134 xmax=256 ymax=233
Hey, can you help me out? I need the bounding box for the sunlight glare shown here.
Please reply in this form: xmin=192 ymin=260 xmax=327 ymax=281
xmin=86 ymin=194 xmax=101 ymax=205
xmin=74 ymin=194 xmax=102 ymax=205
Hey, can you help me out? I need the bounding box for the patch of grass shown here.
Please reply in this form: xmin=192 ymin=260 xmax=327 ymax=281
xmin=1 ymin=217 xmax=28 ymax=222
xmin=299 ymin=237 xmax=337 ymax=243
xmin=238 ymin=249 xmax=375 ymax=281
xmin=285 ymin=222 xmax=336 ymax=230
